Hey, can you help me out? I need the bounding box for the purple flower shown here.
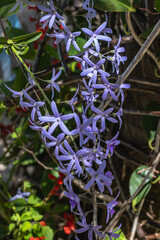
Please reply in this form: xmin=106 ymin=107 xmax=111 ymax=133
xmin=4 ymin=84 xmax=24 ymax=108
xmin=82 ymin=0 xmax=97 ymax=28
xmin=107 ymin=224 xmax=122 ymax=240
xmin=22 ymin=90 xmax=44 ymax=121
xmin=117 ymin=83 xmax=130 ymax=104
xmin=106 ymin=192 xmax=120 ymax=223
xmin=68 ymin=85 xmax=79 ymax=111
xmin=39 ymin=101 xmax=74 ymax=135
xmin=82 ymin=79 xmax=99 ymax=112
xmin=85 ymin=161 xmax=114 ymax=193
xmin=38 ymin=0 xmax=64 ymax=29
xmin=10 ymin=0 xmax=35 ymax=13
xmin=49 ymin=21 xmax=81 ymax=52
xmin=9 ymin=188 xmax=30 ymax=202
xmin=64 ymin=185 xmax=82 ymax=212
xmin=105 ymin=132 xmax=120 ymax=157
xmin=58 ymin=140 xmax=86 ymax=175
xmin=92 ymin=75 xmax=118 ymax=101
xmin=81 ymin=56 xmax=109 ymax=85
xmin=70 ymin=113 xmax=95 ymax=146
xmin=107 ymin=35 xmax=127 ymax=74
xmin=82 ymin=22 xmax=111 ymax=52
xmin=91 ymin=105 xmax=117 ymax=133
xmin=76 ymin=221 xmax=105 ymax=240
xmin=45 ymin=68 xmax=61 ymax=99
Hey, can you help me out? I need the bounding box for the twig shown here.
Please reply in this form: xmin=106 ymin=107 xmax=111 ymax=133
xmin=19 ymin=146 xmax=53 ymax=170
xmin=134 ymin=5 xmax=160 ymax=15
xmin=57 ymin=43 xmax=71 ymax=78
xmin=126 ymin=2 xmax=160 ymax=73
xmin=109 ymin=157 xmax=133 ymax=221
xmin=129 ymin=198 xmax=145 ymax=240
xmin=114 ymin=150 xmax=140 ymax=166
xmin=92 ymin=186 xmax=98 ymax=239
xmin=100 ymin=151 xmax=160 ymax=236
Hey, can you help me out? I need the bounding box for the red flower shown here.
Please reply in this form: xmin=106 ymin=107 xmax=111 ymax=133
xmin=39 ymin=221 xmax=47 ymax=227
xmin=29 ymin=237 xmax=45 ymax=240
xmin=0 ymin=124 xmax=13 ymax=136
xmin=63 ymin=213 xmax=76 ymax=235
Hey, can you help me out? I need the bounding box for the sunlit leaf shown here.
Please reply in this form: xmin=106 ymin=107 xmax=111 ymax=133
xmin=94 ymin=0 xmax=135 ymax=12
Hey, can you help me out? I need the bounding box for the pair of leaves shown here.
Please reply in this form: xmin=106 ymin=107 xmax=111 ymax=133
xmin=94 ymin=0 xmax=135 ymax=12
xmin=0 ymin=31 xmax=42 ymax=55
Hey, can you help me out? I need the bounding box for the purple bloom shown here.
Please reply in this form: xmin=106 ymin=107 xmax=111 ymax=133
xmin=117 ymin=83 xmax=130 ymax=104
xmin=107 ymin=224 xmax=122 ymax=240
xmin=85 ymin=161 xmax=114 ymax=193
xmin=9 ymin=188 xmax=30 ymax=202
xmin=45 ymin=68 xmax=61 ymax=99
xmin=70 ymin=113 xmax=95 ymax=146
xmin=81 ymin=56 xmax=109 ymax=85
xmin=82 ymin=0 xmax=97 ymax=28
xmin=58 ymin=140 xmax=86 ymax=175
xmin=22 ymin=90 xmax=44 ymax=121
xmin=10 ymin=0 xmax=35 ymax=13
xmin=106 ymin=192 xmax=120 ymax=223
xmin=68 ymin=85 xmax=79 ymax=111
xmin=82 ymin=22 xmax=111 ymax=52
xmin=39 ymin=101 xmax=74 ymax=135
xmin=49 ymin=21 xmax=81 ymax=52
xmin=107 ymin=35 xmax=127 ymax=74
xmin=76 ymin=221 xmax=105 ymax=240
xmin=82 ymin=79 xmax=99 ymax=112
xmin=91 ymin=105 xmax=117 ymax=133
xmin=4 ymin=84 xmax=24 ymax=108
xmin=64 ymin=185 xmax=82 ymax=212
xmin=38 ymin=0 xmax=64 ymax=29
xmin=92 ymin=75 xmax=119 ymax=101
xmin=105 ymin=132 xmax=120 ymax=157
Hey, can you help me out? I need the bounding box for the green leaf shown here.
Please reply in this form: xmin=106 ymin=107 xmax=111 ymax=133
xmin=29 ymin=208 xmax=43 ymax=221
xmin=68 ymin=37 xmax=86 ymax=56
xmin=133 ymin=0 xmax=141 ymax=5
xmin=94 ymin=0 xmax=136 ymax=12
xmin=142 ymin=101 xmax=160 ymax=149
xmin=0 ymin=0 xmax=15 ymax=8
xmin=45 ymin=44 xmax=60 ymax=60
xmin=155 ymin=0 xmax=160 ymax=12
xmin=105 ymin=228 xmax=127 ymax=240
xmin=0 ymin=3 xmax=19 ymax=18
xmin=8 ymin=223 xmax=16 ymax=234
xmin=21 ymin=221 xmax=32 ymax=232
xmin=139 ymin=25 xmax=154 ymax=39
xmin=12 ymin=31 xmax=42 ymax=45
xmin=32 ymin=223 xmax=42 ymax=233
xmin=53 ymin=204 xmax=69 ymax=214
xmin=129 ymin=165 xmax=153 ymax=211
xmin=0 ymin=37 xmax=7 ymax=48
xmin=21 ymin=212 xmax=33 ymax=221
xmin=42 ymin=226 xmax=54 ymax=240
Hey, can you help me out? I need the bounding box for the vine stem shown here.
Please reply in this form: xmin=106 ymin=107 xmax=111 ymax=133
xmin=11 ymin=46 xmax=51 ymax=106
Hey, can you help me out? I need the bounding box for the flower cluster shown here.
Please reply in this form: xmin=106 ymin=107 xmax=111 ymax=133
xmin=6 ymin=0 xmax=130 ymax=239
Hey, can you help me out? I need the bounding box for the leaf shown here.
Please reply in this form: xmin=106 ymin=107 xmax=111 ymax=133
xmin=105 ymin=228 xmax=127 ymax=240
xmin=94 ymin=0 xmax=136 ymax=12
xmin=12 ymin=31 xmax=42 ymax=45
xmin=32 ymin=223 xmax=42 ymax=233
xmin=8 ymin=223 xmax=16 ymax=234
xmin=53 ymin=204 xmax=69 ymax=214
xmin=129 ymin=165 xmax=153 ymax=211
xmin=68 ymin=37 xmax=86 ymax=56
xmin=142 ymin=101 xmax=160 ymax=149
xmin=21 ymin=221 xmax=32 ymax=232
xmin=0 ymin=37 xmax=7 ymax=48
xmin=139 ymin=25 xmax=154 ymax=39
xmin=21 ymin=212 xmax=33 ymax=221
xmin=155 ymin=0 xmax=160 ymax=12
xmin=45 ymin=44 xmax=60 ymax=60
xmin=0 ymin=0 xmax=15 ymax=8
xmin=133 ymin=0 xmax=141 ymax=5
xmin=42 ymin=226 xmax=54 ymax=240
